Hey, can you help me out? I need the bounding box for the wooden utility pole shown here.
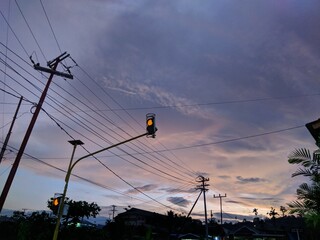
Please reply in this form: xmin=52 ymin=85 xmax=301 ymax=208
xmin=213 ymin=193 xmax=227 ymax=224
xmin=0 ymin=96 xmax=23 ymax=164
xmin=0 ymin=52 xmax=73 ymax=212
xmin=196 ymin=175 xmax=209 ymax=240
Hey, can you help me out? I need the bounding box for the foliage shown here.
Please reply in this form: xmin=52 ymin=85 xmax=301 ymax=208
xmin=267 ymin=207 xmax=278 ymax=219
xmin=304 ymin=211 xmax=320 ymax=229
xmin=0 ymin=210 xmax=107 ymax=240
xmin=280 ymin=206 xmax=287 ymax=217
xmin=288 ymin=148 xmax=320 ymax=182
xmin=66 ymin=199 xmax=101 ymax=224
xmin=288 ymin=148 xmax=320 ymax=230
xmin=47 ymin=198 xmax=101 ymax=225
xmin=253 ymin=208 xmax=258 ymax=216
xmin=0 ymin=211 xmax=55 ymax=240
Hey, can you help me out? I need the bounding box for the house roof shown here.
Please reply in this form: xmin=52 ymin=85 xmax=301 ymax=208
xmin=232 ymin=225 xmax=260 ymax=235
xmin=178 ymin=233 xmax=200 ymax=239
xmin=116 ymin=207 xmax=165 ymax=218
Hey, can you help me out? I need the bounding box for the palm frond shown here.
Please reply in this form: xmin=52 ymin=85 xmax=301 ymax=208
xmin=287 ymin=200 xmax=306 ymax=215
xmin=289 ymin=148 xmax=311 ymax=159
xmin=292 ymin=168 xmax=314 ymax=178
xmin=288 ymin=148 xmax=312 ymax=166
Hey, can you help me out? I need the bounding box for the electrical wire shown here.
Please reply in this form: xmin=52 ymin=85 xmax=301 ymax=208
xmin=140 ymin=125 xmax=305 ymax=153
xmin=39 ymin=0 xmax=63 ymax=54
xmin=0 ymin=11 xmax=29 ymax=58
xmin=14 ymin=0 xmax=47 ymax=61
xmin=2 ymin=141 xmax=186 ymax=213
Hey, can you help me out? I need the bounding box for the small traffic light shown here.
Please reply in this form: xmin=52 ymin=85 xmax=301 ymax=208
xmin=52 ymin=196 xmax=62 ymax=215
xmin=53 ymin=198 xmax=60 ymax=207
xmin=146 ymin=113 xmax=157 ymax=137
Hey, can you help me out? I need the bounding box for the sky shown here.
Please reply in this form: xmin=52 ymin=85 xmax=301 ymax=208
xmin=1 ymin=0 xmax=320 ymax=223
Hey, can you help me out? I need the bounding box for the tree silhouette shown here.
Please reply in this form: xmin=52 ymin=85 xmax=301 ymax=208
xmin=288 ymin=148 xmax=320 ymax=230
xmin=280 ymin=206 xmax=287 ymax=217
xmin=287 ymin=148 xmax=320 ymax=215
xmin=47 ymin=198 xmax=101 ymax=225
xmin=267 ymin=207 xmax=278 ymax=219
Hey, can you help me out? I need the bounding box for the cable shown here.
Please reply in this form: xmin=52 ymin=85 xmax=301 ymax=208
xmin=74 ymin=65 xmax=197 ymax=177
xmin=92 ymin=93 xmax=320 ymax=111
xmin=41 ymin=109 xmax=193 ymax=184
xmin=0 ymin=11 xmax=29 ymax=57
xmin=3 ymin=142 xmax=182 ymax=211
xmin=39 ymin=106 xmax=193 ymax=213
xmin=14 ymin=0 xmax=47 ymax=61
xmin=39 ymin=0 xmax=63 ymax=54
xmin=141 ymin=125 xmax=305 ymax=153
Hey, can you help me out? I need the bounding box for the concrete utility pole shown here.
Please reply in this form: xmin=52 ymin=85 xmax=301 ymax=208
xmin=111 ymin=205 xmax=117 ymax=221
xmin=0 ymin=52 xmax=73 ymax=212
xmin=196 ymin=175 xmax=209 ymax=240
xmin=213 ymin=193 xmax=227 ymax=224
xmin=0 ymin=96 xmax=23 ymax=164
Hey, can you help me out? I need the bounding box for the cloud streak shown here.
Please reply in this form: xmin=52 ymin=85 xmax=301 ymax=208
xmin=167 ymin=197 xmax=190 ymax=208
xmin=236 ymin=176 xmax=268 ymax=184
xmin=1 ymin=0 xmax=319 ymax=221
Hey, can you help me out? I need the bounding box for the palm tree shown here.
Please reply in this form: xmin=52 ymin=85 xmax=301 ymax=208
xmin=288 ymin=148 xmax=320 ymax=233
xmin=280 ymin=206 xmax=287 ymax=217
xmin=288 ymin=148 xmax=320 ymax=181
xmin=253 ymin=208 xmax=258 ymax=216
xmin=267 ymin=207 xmax=278 ymax=219
xmin=288 ymin=148 xmax=320 ymax=215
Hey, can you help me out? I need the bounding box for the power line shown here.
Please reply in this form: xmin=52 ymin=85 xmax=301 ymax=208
xmin=0 ymin=11 xmax=29 ymax=57
xmin=39 ymin=0 xmax=63 ymax=54
xmin=14 ymin=0 xmax=47 ymax=61
xmin=144 ymin=125 xmax=305 ymax=153
xmin=73 ymin=92 xmax=320 ymax=112
xmin=74 ymin=65 xmax=197 ymax=177
xmin=42 ymin=108 xmax=194 ymax=184
xmin=2 ymin=141 xmax=186 ymax=213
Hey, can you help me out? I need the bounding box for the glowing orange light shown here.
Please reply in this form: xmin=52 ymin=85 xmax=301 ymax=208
xmin=147 ymin=119 xmax=153 ymax=126
xmin=53 ymin=198 xmax=59 ymax=206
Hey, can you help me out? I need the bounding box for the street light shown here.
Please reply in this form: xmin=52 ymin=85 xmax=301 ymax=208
xmin=52 ymin=140 xmax=84 ymax=240
xmin=52 ymin=127 xmax=154 ymax=240
xmin=305 ymin=118 xmax=320 ymax=163
xmin=305 ymin=118 xmax=320 ymax=147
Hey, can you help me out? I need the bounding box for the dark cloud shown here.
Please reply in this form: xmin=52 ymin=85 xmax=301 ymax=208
xmin=160 ymin=187 xmax=196 ymax=194
xmin=226 ymin=200 xmax=244 ymax=204
xmin=167 ymin=197 xmax=190 ymax=207
xmin=218 ymin=175 xmax=231 ymax=180
xmin=126 ymin=184 xmax=158 ymax=194
xmin=236 ymin=176 xmax=267 ymax=184
xmin=239 ymin=197 xmax=283 ymax=202
xmin=91 ymin=0 xmax=320 ymax=130
xmin=2 ymin=0 xmax=320 ymax=219
xmin=192 ymin=211 xmax=254 ymax=223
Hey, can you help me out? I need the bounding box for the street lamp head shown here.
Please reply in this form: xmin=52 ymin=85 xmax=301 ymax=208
xmin=305 ymin=119 xmax=320 ymax=146
xmin=313 ymin=149 xmax=320 ymax=160
xmin=68 ymin=140 xmax=84 ymax=146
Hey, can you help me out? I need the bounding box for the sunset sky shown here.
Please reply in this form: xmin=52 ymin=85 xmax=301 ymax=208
xmin=1 ymin=0 xmax=320 ymax=222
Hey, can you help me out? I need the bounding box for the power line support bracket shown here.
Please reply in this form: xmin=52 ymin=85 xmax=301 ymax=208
xmin=0 ymin=52 xmax=72 ymax=212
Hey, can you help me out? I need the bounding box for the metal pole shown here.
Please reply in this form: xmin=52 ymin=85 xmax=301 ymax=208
xmin=69 ymin=132 xmax=148 ymax=174
xmin=53 ymin=132 xmax=148 ymax=240
xmin=52 ymin=140 xmax=83 ymax=240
